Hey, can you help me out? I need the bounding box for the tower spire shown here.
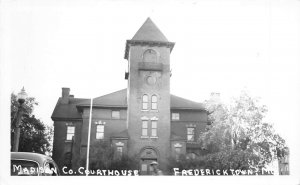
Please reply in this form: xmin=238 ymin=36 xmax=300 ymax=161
xmin=124 ymin=18 xmax=175 ymax=60
xmin=132 ymin=17 xmax=169 ymax=42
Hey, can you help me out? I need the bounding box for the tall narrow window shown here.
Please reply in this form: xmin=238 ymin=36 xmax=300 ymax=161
xmin=175 ymin=147 xmax=181 ymax=154
xmin=142 ymin=95 xmax=148 ymax=110
xmin=142 ymin=120 xmax=148 ymax=136
xmin=66 ymin=126 xmax=75 ymax=141
xmin=96 ymin=125 xmax=104 ymax=139
xmin=151 ymin=95 xmax=157 ymax=110
xmin=117 ymin=146 xmax=123 ymax=156
xmin=187 ymin=127 xmax=195 ymax=142
xmin=151 ymin=120 xmax=157 ymax=137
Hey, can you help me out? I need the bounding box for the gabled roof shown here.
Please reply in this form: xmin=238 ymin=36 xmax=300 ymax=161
xmin=51 ymin=97 xmax=88 ymax=120
xmin=76 ymin=88 xmax=205 ymax=110
xmin=132 ymin=17 xmax=169 ymax=42
xmin=77 ymin=89 xmax=127 ymax=108
xmin=170 ymin=94 xmax=205 ymax=110
xmin=124 ymin=17 xmax=175 ymax=60
xmin=52 ymin=89 xmax=206 ymax=120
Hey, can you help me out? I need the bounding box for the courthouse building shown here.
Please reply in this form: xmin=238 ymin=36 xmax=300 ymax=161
xmin=51 ymin=18 xmax=209 ymax=174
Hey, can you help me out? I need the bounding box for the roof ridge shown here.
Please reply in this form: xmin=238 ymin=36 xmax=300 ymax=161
xmin=170 ymin=94 xmax=202 ymax=104
xmin=93 ymin=88 xmax=127 ymax=100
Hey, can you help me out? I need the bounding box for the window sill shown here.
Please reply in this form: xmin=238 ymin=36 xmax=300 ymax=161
xmin=187 ymin=141 xmax=198 ymax=144
xmin=141 ymin=110 xmax=149 ymax=112
xmin=150 ymin=110 xmax=158 ymax=112
xmin=140 ymin=136 xmax=158 ymax=139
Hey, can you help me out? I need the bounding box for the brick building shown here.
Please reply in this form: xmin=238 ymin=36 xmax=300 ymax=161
xmin=51 ymin=18 xmax=209 ymax=175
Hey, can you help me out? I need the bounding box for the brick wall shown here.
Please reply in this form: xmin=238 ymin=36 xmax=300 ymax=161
xmin=127 ymin=45 xmax=171 ymax=170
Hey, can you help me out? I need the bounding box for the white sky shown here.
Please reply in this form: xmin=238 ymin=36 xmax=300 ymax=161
xmin=1 ymin=0 xmax=300 ymax=181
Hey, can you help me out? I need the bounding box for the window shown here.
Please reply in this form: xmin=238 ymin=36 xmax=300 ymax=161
xmin=175 ymin=147 xmax=181 ymax=154
xmin=96 ymin=125 xmax=104 ymax=139
xmin=117 ymin=146 xmax=123 ymax=156
xmin=151 ymin=121 xmax=157 ymax=137
xmin=172 ymin=113 xmax=180 ymax=120
xmin=112 ymin=110 xmax=120 ymax=119
xmin=143 ymin=49 xmax=157 ymax=63
xmin=151 ymin=95 xmax=157 ymax=110
xmin=142 ymin=120 xmax=148 ymax=136
xmin=175 ymin=147 xmax=181 ymax=160
xmin=66 ymin=126 xmax=75 ymax=141
xmin=141 ymin=164 xmax=147 ymax=171
xmin=187 ymin=127 xmax=195 ymax=142
xmin=142 ymin=95 xmax=148 ymax=110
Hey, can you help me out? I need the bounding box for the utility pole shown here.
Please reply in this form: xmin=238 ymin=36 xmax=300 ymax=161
xmin=12 ymin=87 xmax=27 ymax=152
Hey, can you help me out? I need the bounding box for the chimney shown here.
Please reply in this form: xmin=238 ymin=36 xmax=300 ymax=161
xmin=61 ymin=87 xmax=70 ymax=104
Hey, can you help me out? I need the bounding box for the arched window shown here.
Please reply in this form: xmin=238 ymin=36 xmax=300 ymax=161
xmin=143 ymin=49 xmax=158 ymax=63
xmin=142 ymin=94 xmax=148 ymax=110
xmin=151 ymin=95 xmax=157 ymax=110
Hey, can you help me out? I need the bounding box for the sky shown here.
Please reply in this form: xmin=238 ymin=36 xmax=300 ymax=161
xmin=1 ymin=0 xmax=300 ymax=181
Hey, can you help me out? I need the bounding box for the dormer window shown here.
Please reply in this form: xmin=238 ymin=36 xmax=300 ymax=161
xmin=143 ymin=49 xmax=158 ymax=63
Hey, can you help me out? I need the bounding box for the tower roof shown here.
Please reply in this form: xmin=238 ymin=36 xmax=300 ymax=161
xmin=132 ymin=17 xmax=169 ymax=42
xmin=124 ymin=18 xmax=175 ymax=60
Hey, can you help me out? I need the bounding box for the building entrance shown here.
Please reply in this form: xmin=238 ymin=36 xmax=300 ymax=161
xmin=139 ymin=148 xmax=158 ymax=175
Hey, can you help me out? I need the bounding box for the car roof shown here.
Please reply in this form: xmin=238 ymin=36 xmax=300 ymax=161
xmin=11 ymin=152 xmax=53 ymax=164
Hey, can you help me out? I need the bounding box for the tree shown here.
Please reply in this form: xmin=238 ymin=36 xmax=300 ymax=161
xmin=199 ymin=90 xmax=287 ymax=171
xmin=168 ymin=150 xmax=261 ymax=175
xmin=11 ymin=93 xmax=52 ymax=154
xmin=79 ymin=140 xmax=139 ymax=175
xmin=88 ymin=140 xmax=114 ymax=170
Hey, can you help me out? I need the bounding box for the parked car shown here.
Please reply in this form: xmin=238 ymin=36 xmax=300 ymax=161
xmin=11 ymin=152 xmax=60 ymax=176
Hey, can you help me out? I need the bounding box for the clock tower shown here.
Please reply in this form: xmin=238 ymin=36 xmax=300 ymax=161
xmin=124 ymin=18 xmax=175 ymax=172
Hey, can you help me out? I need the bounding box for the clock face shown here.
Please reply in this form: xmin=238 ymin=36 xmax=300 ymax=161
xmin=146 ymin=76 xmax=157 ymax=85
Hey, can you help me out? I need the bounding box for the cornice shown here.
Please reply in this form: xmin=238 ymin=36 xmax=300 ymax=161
xmin=124 ymin=40 xmax=175 ymax=60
